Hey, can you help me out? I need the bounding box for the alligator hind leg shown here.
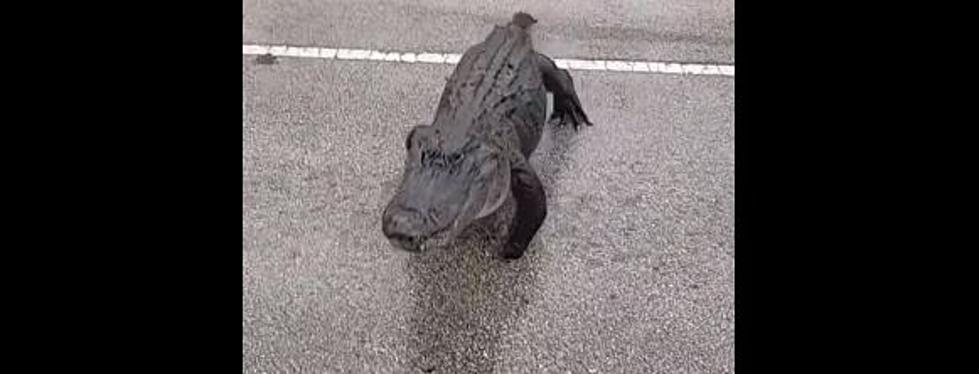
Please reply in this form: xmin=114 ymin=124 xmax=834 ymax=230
xmin=501 ymin=160 xmax=547 ymax=260
xmin=536 ymin=53 xmax=594 ymax=131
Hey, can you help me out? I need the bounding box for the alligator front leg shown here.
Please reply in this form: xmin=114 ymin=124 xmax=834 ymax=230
xmin=501 ymin=160 xmax=547 ymax=259
xmin=536 ymin=53 xmax=594 ymax=131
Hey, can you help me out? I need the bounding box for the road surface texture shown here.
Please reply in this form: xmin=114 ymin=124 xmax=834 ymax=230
xmin=243 ymin=1 xmax=734 ymax=373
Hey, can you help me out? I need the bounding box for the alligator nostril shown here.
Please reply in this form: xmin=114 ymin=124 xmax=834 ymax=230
xmin=383 ymin=210 xmax=404 ymax=234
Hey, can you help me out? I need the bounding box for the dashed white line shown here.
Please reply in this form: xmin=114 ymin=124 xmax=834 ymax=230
xmin=416 ymin=53 xmax=447 ymax=64
xmin=243 ymin=44 xmax=734 ymax=77
xmin=445 ymin=54 xmax=462 ymax=64
xmin=336 ymin=48 xmax=372 ymax=60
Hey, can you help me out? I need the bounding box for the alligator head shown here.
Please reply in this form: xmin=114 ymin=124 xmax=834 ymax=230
xmin=382 ymin=125 xmax=511 ymax=252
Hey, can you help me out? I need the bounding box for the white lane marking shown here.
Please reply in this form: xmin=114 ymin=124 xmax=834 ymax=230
xmin=445 ymin=54 xmax=462 ymax=64
xmin=336 ymin=48 xmax=372 ymax=60
xmin=243 ymin=44 xmax=734 ymax=77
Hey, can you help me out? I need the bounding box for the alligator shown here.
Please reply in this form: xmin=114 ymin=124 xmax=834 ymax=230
xmin=381 ymin=12 xmax=592 ymax=259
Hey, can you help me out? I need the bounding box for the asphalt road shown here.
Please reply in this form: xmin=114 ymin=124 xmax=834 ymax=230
xmin=243 ymin=1 xmax=734 ymax=373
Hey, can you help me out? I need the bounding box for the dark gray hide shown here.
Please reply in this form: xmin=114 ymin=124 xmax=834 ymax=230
xmin=382 ymin=12 xmax=592 ymax=259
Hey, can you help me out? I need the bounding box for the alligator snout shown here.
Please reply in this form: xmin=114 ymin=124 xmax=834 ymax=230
xmin=382 ymin=208 xmax=427 ymax=252
xmin=386 ymin=232 xmax=423 ymax=252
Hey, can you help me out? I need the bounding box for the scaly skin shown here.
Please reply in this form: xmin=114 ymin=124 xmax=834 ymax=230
xmin=382 ymin=12 xmax=592 ymax=259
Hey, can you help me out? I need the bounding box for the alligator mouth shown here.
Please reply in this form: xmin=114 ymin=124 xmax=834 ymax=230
xmin=388 ymin=233 xmax=424 ymax=252
xmin=388 ymin=223 xmax=457 ymax=253
xmin=421 ymin=226 xmax=457 ymax=251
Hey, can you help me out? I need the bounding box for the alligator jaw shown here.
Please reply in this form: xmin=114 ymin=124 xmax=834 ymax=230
xmin=387 ymin=225 xmax=451 ymax=253
xmin=388 ymin=235 xmax=422 ymax=252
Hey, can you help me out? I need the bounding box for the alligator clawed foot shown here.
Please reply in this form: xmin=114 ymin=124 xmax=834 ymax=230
xmin=549 ymin=113 xmax=592 ymax=132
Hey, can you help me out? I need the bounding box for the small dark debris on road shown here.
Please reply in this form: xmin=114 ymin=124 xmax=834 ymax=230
xmin=255 ymin=53 xmax=277 ymax=65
